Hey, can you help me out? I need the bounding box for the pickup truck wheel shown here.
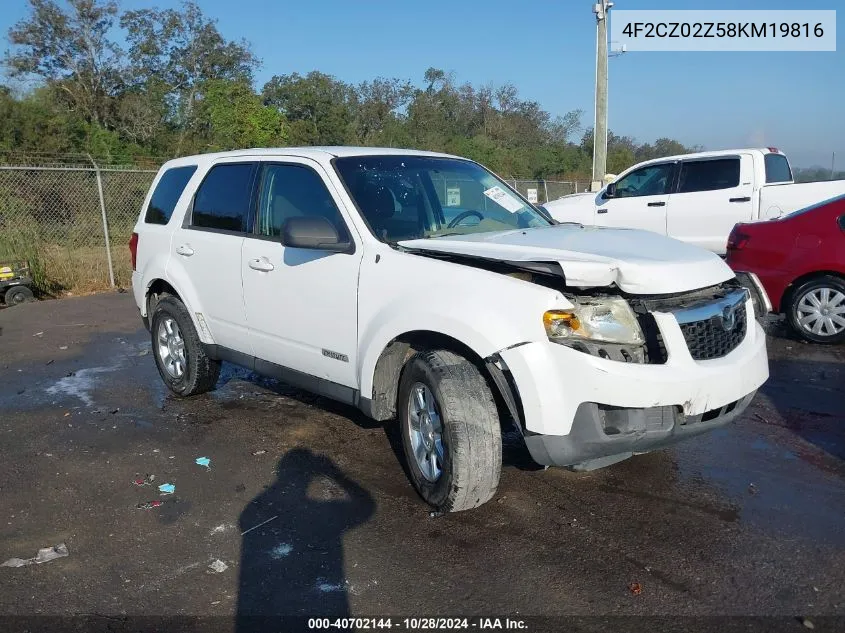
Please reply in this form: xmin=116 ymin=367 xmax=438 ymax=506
xmin=150 ymin=294 xmax=221 ymax=396
xmin=787 ymin=275 xmax=845 ymax=344
xmin=3 ymin=286 xmax=34 ymax=306
xmin=398 ymin=350 xmax=502 ymax=512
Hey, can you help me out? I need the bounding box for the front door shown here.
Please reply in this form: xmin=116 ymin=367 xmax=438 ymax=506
xmin=241 ymin=159 xmax=363 ymax=387
xmin=596 ymin=162 xmax=673 ymax=235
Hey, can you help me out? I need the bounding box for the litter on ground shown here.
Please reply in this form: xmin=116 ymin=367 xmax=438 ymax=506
xmin=208 ymin=559 xmax=228 ymax=573
xmin=195 ymin=457 xmax=211 ymax=469
xmin=2 ymin=543 xmax=69 ymax=568
xmin=158 ymin=483 xmax=175 ymax=495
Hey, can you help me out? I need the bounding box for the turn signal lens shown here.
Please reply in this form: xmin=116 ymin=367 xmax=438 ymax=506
xmin=543 ymin=310 xmax=581 ymax=338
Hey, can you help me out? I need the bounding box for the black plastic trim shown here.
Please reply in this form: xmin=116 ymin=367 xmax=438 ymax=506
xmin=203 ymin=344 xmax=358 ymax=406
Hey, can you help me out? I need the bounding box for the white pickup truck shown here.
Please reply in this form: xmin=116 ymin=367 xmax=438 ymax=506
xmin=543 ymin=148 xmax=845 ymax=254
xmin=131 ymin=147 xmax=768 ymax=512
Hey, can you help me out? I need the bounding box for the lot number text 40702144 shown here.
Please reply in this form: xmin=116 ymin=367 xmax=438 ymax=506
xmin=307 ymin=617 xmax=529 ymax=630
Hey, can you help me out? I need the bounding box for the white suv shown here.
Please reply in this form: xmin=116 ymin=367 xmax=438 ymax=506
xmin=131 ymin=147 xmax=769 ymax=512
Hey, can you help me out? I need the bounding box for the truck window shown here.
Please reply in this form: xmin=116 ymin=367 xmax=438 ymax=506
xmin=191 ymin=163 xmax=255 ymax=232
xmin=613 ymin=164 xmax=673 ymax=198
xmin=145 ymin=166 xmax=197 ymax=225
xmin=256 ymin=163 xmax=350 ymax=241
xmin=677 ymin=159 xmax=740 ymax=193
xmin=765 ymin=153 xmax=792 ymax=183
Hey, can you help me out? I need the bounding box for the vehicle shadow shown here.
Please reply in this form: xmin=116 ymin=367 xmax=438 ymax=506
xmin=215 ymin=363 xmax=383 ymax=429
xmin=236 ymin=448 xmax=375 ymax=632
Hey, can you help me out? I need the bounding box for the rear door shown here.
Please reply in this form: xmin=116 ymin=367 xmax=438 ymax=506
xmin=241 ymin=159 xmax=363 ymax=387
xmin=170 ymin=161 xmax=257 ymax=353
xmin=667 ymin=155 xmax=753 ymax=253
xmin=596 ymin=162 xmax=673 ymax=235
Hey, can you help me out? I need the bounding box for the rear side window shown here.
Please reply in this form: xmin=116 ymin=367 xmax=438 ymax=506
xmin=145 ymin=166 xmax=197 ymax=225
xmin=765 ymin=153 xmax=792 ymax=183
xmin=677 ymin=159 xmax=740 ymax=193
xmin=191 ymin=163 xmax=256 ymax=232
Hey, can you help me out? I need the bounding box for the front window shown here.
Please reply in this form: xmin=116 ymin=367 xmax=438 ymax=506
xmin=334 ymin=156 xmax=551 ymax=242
xmin=612 ymin=163 xmax=673 ymax=198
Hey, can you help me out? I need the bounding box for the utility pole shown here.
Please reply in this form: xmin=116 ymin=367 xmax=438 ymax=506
xmin=832 ymin=152 xmax=836 ymax=180
xmin=591 ymin=1 xmax=614 ymax=191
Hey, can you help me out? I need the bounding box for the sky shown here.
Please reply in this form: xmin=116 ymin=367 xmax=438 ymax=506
xmin=1 ymin=0 xmax=843 ymax=168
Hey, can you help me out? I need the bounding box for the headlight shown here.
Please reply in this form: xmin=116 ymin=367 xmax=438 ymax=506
xmin=543 ymin=297 xmax=644 ymax=345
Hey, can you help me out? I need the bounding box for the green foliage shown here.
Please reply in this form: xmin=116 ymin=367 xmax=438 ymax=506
xmin=199 ymin=80 xmax=286 ymax=151
xmin=2 ymin=0 xmax=697 ymax=177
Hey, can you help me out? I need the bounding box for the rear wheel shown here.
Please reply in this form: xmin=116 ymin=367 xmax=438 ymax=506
xmin=787 ymin=275 xmax=845 ymax=344
xmin=3 ymin=286 xmax=34 ymax=306
xmin=398 ymin=350 xmax=502 ymax=512
xmin=150 ymin=294 xmax=221 ymax=395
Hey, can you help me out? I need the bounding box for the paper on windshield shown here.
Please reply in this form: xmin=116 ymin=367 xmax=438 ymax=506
xmin=483 ymin=186 xmax=524 ymax=213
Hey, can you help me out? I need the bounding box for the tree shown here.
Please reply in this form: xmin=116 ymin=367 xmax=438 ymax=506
xmin=353 ymin=77 xmax=413 ymax=146
xmin=121 ymin=0 xmax=259 ymax=151
xmin=262 ymin=72 xmax=355 ymax=146
xmin=197 ymin=79 xmax=286 ymax=151
xmin=5 ymin=0 xmax=123 ymax=126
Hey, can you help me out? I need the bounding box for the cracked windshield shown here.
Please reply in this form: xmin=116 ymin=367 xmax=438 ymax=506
xmin=335 ymin=156 xmax=552 ymax=242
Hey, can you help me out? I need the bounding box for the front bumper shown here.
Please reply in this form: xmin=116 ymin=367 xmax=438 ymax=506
xmin=499 ymin=298 xmax=769 ymax=468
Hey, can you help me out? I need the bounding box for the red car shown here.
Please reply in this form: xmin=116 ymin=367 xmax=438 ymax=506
xmin=726 ymin=193 xmax=845 ymax=344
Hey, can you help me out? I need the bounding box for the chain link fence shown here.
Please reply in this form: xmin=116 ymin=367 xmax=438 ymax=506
xmin=0 ymin=153 xmax=585 ymax=295
xmin=505 ymin=179 xmax=584 ymax=204
xmin=0 ymin=158 xmax=157 ymax=293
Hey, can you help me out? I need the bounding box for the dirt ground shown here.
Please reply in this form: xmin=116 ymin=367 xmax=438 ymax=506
xmin=1 ymin=293 xmax=844 ymax=633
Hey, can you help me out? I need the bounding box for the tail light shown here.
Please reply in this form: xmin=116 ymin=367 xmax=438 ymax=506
xmin=727 ymin=226 xmax=751 ymax=250
xmin=129 ymin=232 xmax=139 ymax=271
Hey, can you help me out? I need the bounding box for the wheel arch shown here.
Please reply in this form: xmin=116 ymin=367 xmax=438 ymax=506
xmin=781 ymin=270 xmax=845 ymax=314
xmin=142 ymin=276 xmax=214 ymax=344
xmin=362 ymin=329 xmax=525 ymax=433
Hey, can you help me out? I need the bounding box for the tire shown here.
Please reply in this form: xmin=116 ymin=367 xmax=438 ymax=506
xmin=150 ymin=294 xmax=221 ymax=396
xmin=3 ymin=286 xmax=34 ymax=306
xmin=786 ymin=275 xmax=845 ymax=344
xmin=398 ymin=350 xmax=502 ymax=512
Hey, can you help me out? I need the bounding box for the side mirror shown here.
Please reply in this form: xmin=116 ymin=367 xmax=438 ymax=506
xmin=604 ymin=182 xmax=617 ymax=199
xmin=282 ymin=216 xmax=351 ymax=252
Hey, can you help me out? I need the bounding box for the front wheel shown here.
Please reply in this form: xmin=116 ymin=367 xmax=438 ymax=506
xmin=398 ymin=350 xmax=502 ymax=512
xmin=787 ymin=275 xmax=845 ymax=344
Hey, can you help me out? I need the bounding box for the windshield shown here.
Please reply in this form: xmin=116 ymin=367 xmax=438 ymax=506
xmin=334 ymin=155 xmax=552 ymax=242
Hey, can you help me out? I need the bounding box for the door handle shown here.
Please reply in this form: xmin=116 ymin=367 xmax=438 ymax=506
xmin=730 ymin=197 xmax=751 ymax=203
xmin=175 ymin=244 xmax=194 ymax=257
xmin=248 ymin=257 xmax=275 ymax=272
xmin=647 ymin=202 xmax=666 ymax=207
xmin=597 ymin=209 xmax=608 ymax=214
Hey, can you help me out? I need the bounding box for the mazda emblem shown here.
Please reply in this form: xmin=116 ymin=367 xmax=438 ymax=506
xmin=721 ymin=305 xmax=737 ymax=331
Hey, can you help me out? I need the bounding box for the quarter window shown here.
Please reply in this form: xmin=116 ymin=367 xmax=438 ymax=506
xmin=613 ymin=164 xmax=673 ymax=198
xmin=677 ymin=159 xmax=740 ymax=193
xmin=765 ymin=153 xmax=792 ymax=184
xmin=191 ymin=163 xmax=256 ymax=232
xmin=256 ymin=164 xmax=349 ymax=240
xmin=145 ymin=166 xmax=197 ymax=225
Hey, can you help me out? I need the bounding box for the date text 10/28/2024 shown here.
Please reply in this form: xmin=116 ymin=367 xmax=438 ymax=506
xmin=308 ymin=618 xmax=528 ymax=630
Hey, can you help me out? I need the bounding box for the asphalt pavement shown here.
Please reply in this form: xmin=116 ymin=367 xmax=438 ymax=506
xmin=0 ymin=293 xmax=844 ymax=632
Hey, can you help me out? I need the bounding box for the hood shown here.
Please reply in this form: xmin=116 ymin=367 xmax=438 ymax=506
xmin=542 ymin=192 xmax=597 ymax=224
xmin=398 ymin=225 xmax=734 ymax=295
xmin=545 ymin=191 xmax=595 ymax=206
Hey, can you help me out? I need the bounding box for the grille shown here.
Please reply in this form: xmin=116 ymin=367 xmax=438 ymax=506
xmin=679 ymin=304 xmax=747 ymax=360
